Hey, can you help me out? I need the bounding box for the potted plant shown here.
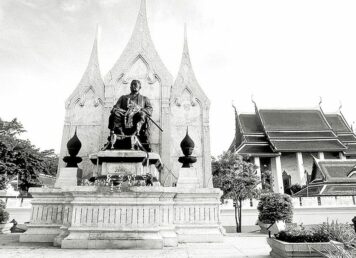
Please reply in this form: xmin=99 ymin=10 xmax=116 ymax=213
xmin=0 ymin=199 xmax=10 ymax=233
xmin=257 ymin=193 xmax=293 ymax=233
xmin=267 ymin=224 xmax=345 ymax=258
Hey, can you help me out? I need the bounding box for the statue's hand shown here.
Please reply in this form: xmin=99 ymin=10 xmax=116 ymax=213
xmin=112 ymin=107 xmax=125 ymax=116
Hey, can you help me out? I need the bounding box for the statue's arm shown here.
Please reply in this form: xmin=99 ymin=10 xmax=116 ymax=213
xmin=142 ymin=97 xmax=153 ymax=116
xmin=111 ymin=96 xmax=126 ymax=115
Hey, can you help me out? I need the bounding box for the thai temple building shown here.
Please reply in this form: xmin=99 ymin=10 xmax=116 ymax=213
xmin=229 ymin=102 xmax=356 ymax=194
xmin=59 ymin=0 xmax=212 ymax=187
xmin=293 ymin=158 xmax=356 ymax=197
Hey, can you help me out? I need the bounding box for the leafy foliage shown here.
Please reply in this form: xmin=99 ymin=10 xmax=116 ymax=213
xmin=0 ymin=200 xmax=9 ymax=223
xmin=0 ymin=118 xmax=58 ymax=192
xmin=257 ymin=193 xmax=293 ymax=223
xmin=312 ymin=241 xmax=354 ymax=258
xmin=213 ymin=151 xmax=260 ymax=232
xmin=276 ymin=224 xmax=329 ymax=243
xmin=315 ymin=220 xmax=356 ymax=249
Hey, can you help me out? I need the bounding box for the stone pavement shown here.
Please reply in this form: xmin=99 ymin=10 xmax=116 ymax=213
xmin=0 ymin=233 xmax=271 ymax=258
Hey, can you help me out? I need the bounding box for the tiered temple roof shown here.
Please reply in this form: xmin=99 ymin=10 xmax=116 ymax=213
xmin=293 ymin=158 xmax=356 ymax=196
xmin=230 ymin=103 xmax=356 ymax=157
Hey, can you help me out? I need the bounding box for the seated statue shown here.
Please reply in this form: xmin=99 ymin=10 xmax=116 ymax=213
xmin=108 ymin=80 xmax=153 ymax=151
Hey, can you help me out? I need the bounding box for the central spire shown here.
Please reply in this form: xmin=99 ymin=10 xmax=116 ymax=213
xmin=129 ymin=0 xmax=152 ymax=48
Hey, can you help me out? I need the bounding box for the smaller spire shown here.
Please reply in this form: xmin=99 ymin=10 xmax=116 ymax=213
xmin=66 ymin=26 xmax=105 ymax=107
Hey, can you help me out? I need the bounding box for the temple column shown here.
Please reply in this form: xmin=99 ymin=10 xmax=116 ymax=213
xmin=318 ymin=152 xmax=325 ymax=160
xmin=253 ymin=157 xmax=262 ymax=189
xmin=339 ymin=152 xmax=346 ymax=160
xmin=271 ymin=156 xmax=284 ymax=193
xmin=296 ymin=152 xmax=305 ymax=185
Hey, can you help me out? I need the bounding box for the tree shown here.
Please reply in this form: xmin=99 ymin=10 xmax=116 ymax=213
xmin=213 ymin=151 xmax=260 ymax=232
xmin=0 ymin=118 xmax=58 ymax=193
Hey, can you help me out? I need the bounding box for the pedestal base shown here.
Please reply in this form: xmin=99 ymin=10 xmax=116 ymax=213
xmin=176 ymin=167 xmax=200 ymax=188
xmin=55 ymin=167 xmax=82 ymax=188
xmin=176 ymin=224 xmax=224 ymax=243
xmin=19 ymin=224 xmax=62 ymax=243
xmin=61 ymin=228 xmax=163 ymax=249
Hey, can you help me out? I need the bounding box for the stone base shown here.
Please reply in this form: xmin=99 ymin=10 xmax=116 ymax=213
xmin=21 ymin=186 xmax=223 ymax=249
xmin=176 ymin=224 xmax=224 ymax=243
xmin=53 ymin=226 xmax=69 ymax=247
xmin=0 ymin=223 xmax=12 ymax=234
xmin=55 ymin=168 xmax=82 ymax=188
xmin=19 ymin=224 xmax=61 ymax=243
xmin=61 ymin=228 xmax=163 ymax=249
xmin=160 ymin=226 xmax=178 ymax=247
xmin=176 ymin=167 xmax=200 ymax=188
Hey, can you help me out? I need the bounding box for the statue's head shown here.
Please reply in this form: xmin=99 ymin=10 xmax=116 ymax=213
xmin=130 ymin=80 xmax=141 ymax=94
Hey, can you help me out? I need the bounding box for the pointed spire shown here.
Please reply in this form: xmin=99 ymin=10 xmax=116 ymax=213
xmin=130 ymin=0 xmax=151 ymax=45
xmin=183 ymin=23 xmax=190 ymax=60
xmin=66 ymin=26 xmax=104 ymax=107
xmin=172 ymin=24 xmax=209 ymax=104
xmin=78 ymin=25 xmax=102 ymax=88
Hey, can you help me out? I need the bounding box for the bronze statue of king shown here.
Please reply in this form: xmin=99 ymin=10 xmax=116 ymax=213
xmin=108 ymin=80 xmax=153 ymax=151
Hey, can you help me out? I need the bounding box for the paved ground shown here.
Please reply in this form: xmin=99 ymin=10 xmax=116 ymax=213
xmin=0 ymin=233 xmax=271 ymax=258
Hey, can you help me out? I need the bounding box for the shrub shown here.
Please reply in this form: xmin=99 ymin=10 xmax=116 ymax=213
xmin=0 ymin=200 xmax=9 ymax=224
xmin=315 ymin=220 xmax=356 ymax=249
xmin=276 ymin=225 xmax=329 ymax=243
xmin=257 ymin=193 xmax=293 ymax=224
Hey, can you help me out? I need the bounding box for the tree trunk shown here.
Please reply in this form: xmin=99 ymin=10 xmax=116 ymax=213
xmin=238 ymin=199 xmax=242 ymax=233
xmin=234 ymin=199 xmax=239 ymax=233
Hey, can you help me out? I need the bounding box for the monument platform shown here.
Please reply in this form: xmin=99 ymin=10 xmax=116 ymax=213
xmin=19 ymin=186 xmax=223 ymax=249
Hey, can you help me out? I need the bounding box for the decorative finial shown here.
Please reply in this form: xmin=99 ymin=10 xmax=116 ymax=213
xmin=251 ymin=94 xmax=256 ymax=105
xmin=63 ymin=128 xmax=82 ymax=168
xmin=338 ymin=101 xmax=342 ymax=113
xmin=319 ymin=96 xmax=323 ymax=107
xmin=232 ymin=100 xmax=238 ymax=114
xmin=178 ymin=127 xmax=197 ymax=168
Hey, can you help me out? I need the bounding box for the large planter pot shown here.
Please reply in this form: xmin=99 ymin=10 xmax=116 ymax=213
xmin=267 ymin=237 xmax=343 ymax=258
xmin=257 ymin=220 xmax=271 ymax=234
xmin=0 ymin=222 xmax=12 ymax=234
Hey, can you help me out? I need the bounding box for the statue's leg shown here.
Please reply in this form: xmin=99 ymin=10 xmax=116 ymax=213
xmin=133 ymin=112 xmax=146 ymax=135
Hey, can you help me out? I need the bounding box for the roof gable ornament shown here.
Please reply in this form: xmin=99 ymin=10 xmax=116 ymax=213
xmin=318 ymin=96 xmax=323 ymax=108
xmin=66 ymin=26 xmax=104 ymax=108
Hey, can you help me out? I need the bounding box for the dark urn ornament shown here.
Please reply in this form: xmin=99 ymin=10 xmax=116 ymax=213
xmin=63 ymin=129 xmax=82 ymax=167
xmin=178 ymin=128 xmax=197 ymax=168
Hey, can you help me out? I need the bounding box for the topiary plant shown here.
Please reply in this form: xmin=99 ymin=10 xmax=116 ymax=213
xmin=257 ymin=193 xmax=293 ymax=224
xmin=0 ymin=200 xmax=9 ymax=224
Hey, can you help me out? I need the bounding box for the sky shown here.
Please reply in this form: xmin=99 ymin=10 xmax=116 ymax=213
xmin=1 ymin=0 xmax=356 ymax=157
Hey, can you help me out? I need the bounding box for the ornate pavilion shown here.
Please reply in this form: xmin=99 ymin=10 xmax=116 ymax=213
xmin=229 ymin=102 xmax=356 ymax=194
